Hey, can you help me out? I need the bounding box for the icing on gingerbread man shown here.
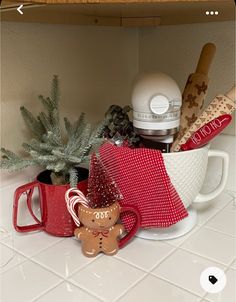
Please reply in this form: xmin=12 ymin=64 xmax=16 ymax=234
xmin=74 ymin=202 xmax=124 ymax=257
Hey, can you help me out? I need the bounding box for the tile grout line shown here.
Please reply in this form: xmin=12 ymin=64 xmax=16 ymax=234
xmin=176 ymin=246 xmax=230 ymax=268
xmin=112 ymin=273 xmax=149 ymax=302
xmin=1 ymin=188 xmax=235 ymax=302
xmin=225 ymin=257 xmax=236 ymax=272
xmin=194 ymin=196 xmax=234 ymax=229
xmin=0 ymin=250 xmax=29 ymax=273
xmin=68 ymin=278 xmax=109 ymax=301
xmin=30 ymin=280 xmax=65 ymax=302
xmin=0 ymin=233 xmax=66 ymax=259
xmin=199 ymin=258 xmax=236 ymax=302
xmin=28 ymin=247 xmax=176 ymax=301
xmin=149 ymin=272 xmax=204 ymax=299
xmin=67 ymin=256 xmax=150 ymax=302
xmin=148 ymin=244 xmax=180 ymax=272
xmin=114 ymin=242 xmax=176 ymax=273
xmin=62 ymin=253 xmax=104 ymax=278
xmin=31 ymin=278 xmax=104 ymax=302
xmin=161 ymin=195 xmax=234 ymax=251
xmin=166 ymin=226 xmax=201 ymax=248
xmin=201 ymin=223 xmax=235 ymax=239
xmin=151 ymin=250 xmax=236 ymax=302
xmin=173 ymin=197 xmax=235 ymax=251
xmin=31 ymin=253 xmax=102 ymax=279
xmin=26 ymin=257 xmax=106 ymax=302
xmin=203 ymin=225 xmax=235 ymax=238
xmin=114 ymin=256 xmax=149 ymax=273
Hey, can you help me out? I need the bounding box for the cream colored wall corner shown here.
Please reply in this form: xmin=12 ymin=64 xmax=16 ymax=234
xmin=1 ymin=20 xmax=235 ymax=157
xmin=0 ymin=22 xmax=139 ymax=154
xmin=138 ymin=21 xmax=235 ymax=136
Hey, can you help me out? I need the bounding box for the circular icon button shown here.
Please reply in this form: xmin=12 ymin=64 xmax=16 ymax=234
xmin=200 ymin=267 xmax=226 ymax=293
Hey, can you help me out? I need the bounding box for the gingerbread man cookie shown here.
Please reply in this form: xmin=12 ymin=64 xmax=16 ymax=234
xmin=74 ymin=202 xmax=124 ymax=257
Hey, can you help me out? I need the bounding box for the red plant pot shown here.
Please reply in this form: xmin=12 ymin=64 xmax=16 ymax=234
xmin=13 ymin=168 xmax=88 ymax=237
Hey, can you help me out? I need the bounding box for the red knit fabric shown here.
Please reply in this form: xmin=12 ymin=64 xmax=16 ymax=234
xmin=99 ymin=143 xmax=188 ymax=231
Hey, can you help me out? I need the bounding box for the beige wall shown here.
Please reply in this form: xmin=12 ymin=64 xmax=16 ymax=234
xmin=1 ymin=20 xmax=235 ymax=156
xmin=1 ymin=22 xmax=138 ymax=152
xmin=139 ymin=21 xmax=235 ymax=135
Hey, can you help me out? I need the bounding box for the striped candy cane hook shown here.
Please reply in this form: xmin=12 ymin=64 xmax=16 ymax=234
xmin=65 ymin=188 xmax=89 ymax=227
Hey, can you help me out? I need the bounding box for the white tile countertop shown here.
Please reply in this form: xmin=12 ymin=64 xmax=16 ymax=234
xmin=0 ymin=135 xmax=235 ymax=302
xmin=0 ymin=189 xmax=235 ymax=302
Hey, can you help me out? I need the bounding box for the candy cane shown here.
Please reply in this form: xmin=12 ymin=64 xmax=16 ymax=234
xmin=65 ymin=188 xmax=89 ymax=226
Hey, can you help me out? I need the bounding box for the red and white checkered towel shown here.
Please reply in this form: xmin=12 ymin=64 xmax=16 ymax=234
xmin=99 ymin=143 xmax=188 ymax=231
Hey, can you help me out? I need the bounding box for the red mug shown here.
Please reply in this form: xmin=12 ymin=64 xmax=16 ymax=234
xmin=13 ymin=168 xmax=88 ymax=237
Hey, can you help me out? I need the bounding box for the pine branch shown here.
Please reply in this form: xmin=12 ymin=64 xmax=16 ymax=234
xmin=73 ymin=112 xmax=86 ymax=138
xmin=20 ymin=106 xmax=45 ymax=139
xmin=43 ymin=131 xmax=61 ymax=146
xmin=37 ymin=154 xmax=58 ymax=163
xmin=72 ymin=123 xmax=92 ymax=156
xmin=38 ymin=112 xmax=52 ymax=132
xmin=1 ymin=75 xmax=108 ymax=187
xmin=51 ymin=75 xmax=59 ymax=107
xmin=38 ymin=95 xmax=53 ymax=113
xmin=52 ymin=150 xmax=82 ymax=164
xmin=69 ymin=167 xmax=78 ymax=188
xmin=64 ymin=117 xmax=72 ymax=137
xmin=1 ymin=148 xmax=19 ymax=160
xmin=0 ymin=156 xmax=36 ymax=171
xmin=90 ymin=120 xmax=107 ymax=144
xmin=54 ymin=161 xmax=66 ymax=171
xmin=51 ymin=109 xmax=62 ymax=142
xmin=65 ymin=113 xmax=86 ymax=151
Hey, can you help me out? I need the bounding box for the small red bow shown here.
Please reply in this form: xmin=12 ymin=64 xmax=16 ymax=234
xmin=92 ymin=230 xmax=109 ymax=238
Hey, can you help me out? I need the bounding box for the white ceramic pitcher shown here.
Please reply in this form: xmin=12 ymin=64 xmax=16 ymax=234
xmin=162 ymin=144 xmax=229 ymax=209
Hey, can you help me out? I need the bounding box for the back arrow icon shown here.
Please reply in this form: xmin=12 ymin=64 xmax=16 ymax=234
xmin=17 ymin=4 xmax=24 ymax=15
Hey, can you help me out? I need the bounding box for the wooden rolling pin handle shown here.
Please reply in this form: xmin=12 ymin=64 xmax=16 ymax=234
xmin=226 ymin=85 xmax=236 ymax=102
xmin=195 ymin=43 xmax=216 ymax=75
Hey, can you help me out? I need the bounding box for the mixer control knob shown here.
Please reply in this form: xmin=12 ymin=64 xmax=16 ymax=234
xmin=150 ymin=94 xmax=169 ymax=115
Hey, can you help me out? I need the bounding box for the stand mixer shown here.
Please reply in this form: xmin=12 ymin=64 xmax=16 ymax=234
xmin=131 ymin=72 xmax=198 ymax=240
xmin=131 ymin=72 xmax=182 ymax=152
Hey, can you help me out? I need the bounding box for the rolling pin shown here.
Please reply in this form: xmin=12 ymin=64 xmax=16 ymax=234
xmin=172 ymin=85 xmax=236 ymax=152
xmin=171 ymin=43 xmax=216 ymax=152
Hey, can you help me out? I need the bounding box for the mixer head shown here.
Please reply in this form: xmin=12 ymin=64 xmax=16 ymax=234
xmin=131 ymin=72 xmax=182 ymax=143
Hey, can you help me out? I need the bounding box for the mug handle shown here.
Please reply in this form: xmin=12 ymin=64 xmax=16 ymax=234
xmin=13 ymin=181 xmax=44 ymax=232
xmin=118 ymin=205 xmax=141 ymax=249
xmin=194 ymin=149 xmax=229 ymax=203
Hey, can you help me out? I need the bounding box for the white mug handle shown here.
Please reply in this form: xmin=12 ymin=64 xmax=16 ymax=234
xmin=194 ymin=149 xmax=229 ymax=203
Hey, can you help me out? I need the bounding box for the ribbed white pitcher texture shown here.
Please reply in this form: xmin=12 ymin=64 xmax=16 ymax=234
xmin=163 ymin=145 xmax=229 ymax=208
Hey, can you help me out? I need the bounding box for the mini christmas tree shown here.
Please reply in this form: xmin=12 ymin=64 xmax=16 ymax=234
xmin=0 ymin=76 xmax=107 ymax=187
xmin=87 ymin=154 xmax=123 ymax=208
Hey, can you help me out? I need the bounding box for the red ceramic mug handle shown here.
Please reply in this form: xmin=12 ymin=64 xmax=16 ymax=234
xmin=13 ymin=181 xmax=44 ymax=232
xmin=118 ymin=205 xmax=141 ymax=249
